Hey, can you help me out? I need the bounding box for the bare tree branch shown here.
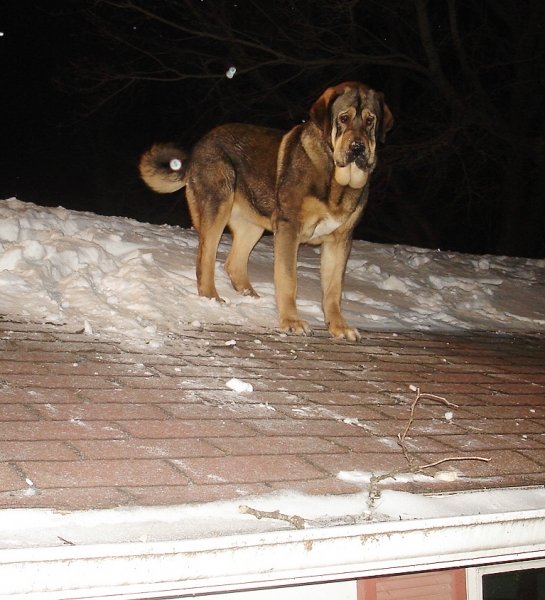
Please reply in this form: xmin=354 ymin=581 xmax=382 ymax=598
xmin=66 ymin=0 xmax=545 ymax=257
xmin=414 ymin=0 xmax=460 ymax=108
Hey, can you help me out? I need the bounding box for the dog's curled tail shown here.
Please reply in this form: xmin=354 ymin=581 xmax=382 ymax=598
xmin=139 ymin=143 xmax=188 ymax=193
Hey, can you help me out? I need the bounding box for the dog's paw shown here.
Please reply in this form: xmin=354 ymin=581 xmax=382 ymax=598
xmin=240 ymin=287 xmax=260 ymax=298
xmin=329 ymin=324 xmax=361 ymax=341
xmin=203 ymin=294 xmax=226 ymax=304
xmin=280 ymin=318 xmax=313 ymax=336
xmin=199 ymin=288 xmax=226 ymax=304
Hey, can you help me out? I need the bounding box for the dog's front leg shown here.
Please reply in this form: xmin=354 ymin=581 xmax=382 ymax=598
xmin=321 ymin=237 xmax=361 ymax=341
xmin=274 ymin=221 xmax=312 ymax=336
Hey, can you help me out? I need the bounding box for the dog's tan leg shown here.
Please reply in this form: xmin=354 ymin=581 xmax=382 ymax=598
xmin=274 ymin=222 xmax=312 ymax=335
xmin=321 ymin=238 xmax=361 ymax=341
xmin=225 ymin=215 xmax=264 ymax=297
xmin=194 ymin=201 xmax=233 ymax=302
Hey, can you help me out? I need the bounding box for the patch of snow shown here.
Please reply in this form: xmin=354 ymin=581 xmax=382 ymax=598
xmin=0 ymin=197 xmax=544 ymax=346
xmin=1 ymin=486 xmax=545 ymax=549
xmin=226 ymin=378 xmax=254 ymax=393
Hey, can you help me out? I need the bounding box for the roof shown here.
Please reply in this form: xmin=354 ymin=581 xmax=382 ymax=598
xmin=1 ymin=319 xmax=544 ymax=510
xmin=1 ymin=318 xmax=545 ymax=597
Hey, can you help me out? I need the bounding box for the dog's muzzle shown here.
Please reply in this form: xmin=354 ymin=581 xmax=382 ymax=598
xmin=347 ymin=140 xmax=374 ymax=170
xmin=349 ymin=140 xmax=366 ymax=156
xmin=334 ymin=139 xmax=374 ymax=189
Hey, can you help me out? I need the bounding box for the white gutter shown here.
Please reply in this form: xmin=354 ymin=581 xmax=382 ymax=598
xmin=1 ymin=508 xmax=544 ymax=599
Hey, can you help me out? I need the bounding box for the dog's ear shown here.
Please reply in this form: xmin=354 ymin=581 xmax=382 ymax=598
xmin=378 ymin=96 xmax=394 ymax=143
xmin=309 ymin=86 xmax=342 ymax=138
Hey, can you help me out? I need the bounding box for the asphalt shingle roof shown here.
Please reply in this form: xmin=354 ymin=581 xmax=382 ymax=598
xmin=1 ymin=318 xmax=544 ymax=511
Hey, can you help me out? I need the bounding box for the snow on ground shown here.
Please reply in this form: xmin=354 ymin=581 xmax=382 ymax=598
xmin=1 ymin=197 xmax=544 ymax=345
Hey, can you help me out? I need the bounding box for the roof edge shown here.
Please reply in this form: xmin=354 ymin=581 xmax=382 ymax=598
xmin=1 ymin=508 xmax=545 ymax=599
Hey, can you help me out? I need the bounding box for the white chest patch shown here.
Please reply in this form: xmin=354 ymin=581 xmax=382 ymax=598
xmin=308 ymin=214 xmax=342 ymax=241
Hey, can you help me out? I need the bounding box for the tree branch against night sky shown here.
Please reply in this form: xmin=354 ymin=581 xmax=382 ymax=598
xmin=1 ymin=0 xmax=544 ymax=257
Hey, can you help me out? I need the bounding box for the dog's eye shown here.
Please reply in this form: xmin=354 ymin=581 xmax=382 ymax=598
xmin=365 ymin=116 xmax=375 ymax=127
xmin=339 ymin=114 xmax=350 ymax=124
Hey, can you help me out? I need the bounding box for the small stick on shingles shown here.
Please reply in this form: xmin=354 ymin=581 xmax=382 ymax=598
xmin=397 ymin=386 xmax=460 ymax=467
xmin=239 ymin=505 xmax=305 ymax=530
xmin=58 ymin=536 xmax=76 ymax=546
xmin=417 ymin=456 xmax=491 ymax=472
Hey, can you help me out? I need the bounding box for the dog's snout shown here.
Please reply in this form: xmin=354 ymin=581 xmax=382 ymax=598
xmin=349 ymin=140 xmax=365 ymax=156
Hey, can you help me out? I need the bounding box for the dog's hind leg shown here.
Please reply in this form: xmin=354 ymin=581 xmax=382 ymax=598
xmin=225 ymin=211 xmax=264 ymax=297
xmin=186 ymin=186 xmax=233 ymax=302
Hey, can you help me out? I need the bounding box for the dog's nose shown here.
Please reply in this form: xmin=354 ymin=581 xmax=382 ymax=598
xmin=349 ymin=140 xmax=365 ymax=156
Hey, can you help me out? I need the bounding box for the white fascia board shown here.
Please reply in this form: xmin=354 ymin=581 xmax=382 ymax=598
xmin=1 ymin=509 xmax=545 ymax=599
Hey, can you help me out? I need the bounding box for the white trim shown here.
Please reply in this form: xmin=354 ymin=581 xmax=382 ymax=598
xmin=466 ymin=557 xmax=545 ymax=600
xmin=0 ymin=509 xmax=545 ymax=599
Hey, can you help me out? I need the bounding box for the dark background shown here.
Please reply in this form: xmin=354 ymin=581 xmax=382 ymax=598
xmin=1 ymin=0 xmax=544 ymax=257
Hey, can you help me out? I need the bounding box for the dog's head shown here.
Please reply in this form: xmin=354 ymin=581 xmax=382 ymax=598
xmin=310 ymin=82 xmax=394 ymax=188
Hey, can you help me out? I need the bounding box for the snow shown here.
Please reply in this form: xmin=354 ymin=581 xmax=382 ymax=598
xmin=1 ymin=197 xmax=545 ymax=548
xmin=2 ymin=486 xmax=545 ymax=549
xmin=0 ymin=197 xmax=544 ymax=346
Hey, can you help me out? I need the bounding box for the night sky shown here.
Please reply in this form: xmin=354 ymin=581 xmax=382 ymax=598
xmin=1 ymin=2 xmax=76 ymax=202
xmin=1 ymin=2 xmax=166 ymax=222
xmin=1 ymin=1 xmax=544 ymax=257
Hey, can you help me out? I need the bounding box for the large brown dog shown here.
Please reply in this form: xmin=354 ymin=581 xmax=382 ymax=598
xmin=140 ymin=82 xmax=393 ymax=340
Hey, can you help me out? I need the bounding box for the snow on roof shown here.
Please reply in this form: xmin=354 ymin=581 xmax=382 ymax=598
xmin=1 ymin=197 xmax=544 ymax=347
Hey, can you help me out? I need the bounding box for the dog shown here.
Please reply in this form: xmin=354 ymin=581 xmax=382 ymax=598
xmin=140 ymin=82 xmax=393 ymax=340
